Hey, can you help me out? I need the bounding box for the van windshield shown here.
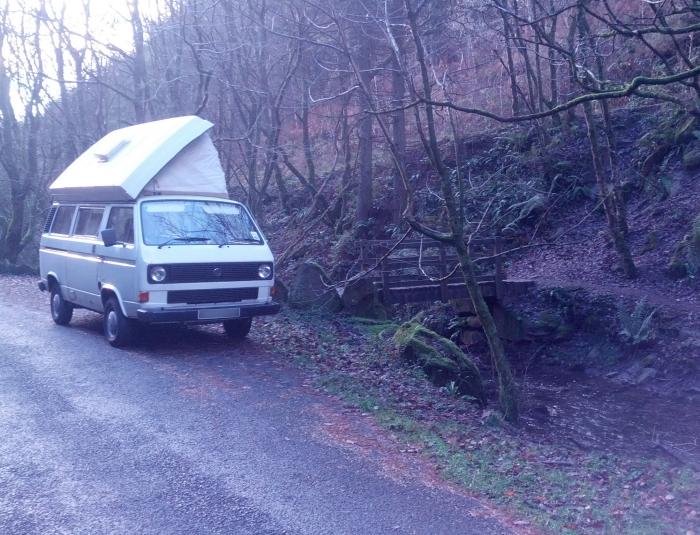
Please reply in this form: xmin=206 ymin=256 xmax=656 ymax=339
xmin=140 ymin=200 xmax=263 ymax=246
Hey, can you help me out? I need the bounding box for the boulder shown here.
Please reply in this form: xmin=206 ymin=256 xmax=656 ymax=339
xmin=492 ymin=304 xmax=526 ymax=341
xmin=341 ymin=278 xmax=386 ymax=319
xmin=273 ymin=279 xmax=289 ymax=303
xmin=524 ymin=310 xmax=573 ymax=340
xmin=288 ymin=262 xmax=343 ymax=312
xmin=393 ymin=321 xmax=484 ymax=402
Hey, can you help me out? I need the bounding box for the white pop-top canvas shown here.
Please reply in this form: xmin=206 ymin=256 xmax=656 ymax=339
xmin=49 ymin=115 xmax=228 ymax=202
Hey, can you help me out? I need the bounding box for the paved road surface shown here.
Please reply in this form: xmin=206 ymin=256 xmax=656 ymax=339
xmin=0 ymin=278 xmax=511 ymax=535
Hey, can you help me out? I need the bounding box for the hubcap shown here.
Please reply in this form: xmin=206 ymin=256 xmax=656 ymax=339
xmin=106 ymin=310 xmax=119 ymax=341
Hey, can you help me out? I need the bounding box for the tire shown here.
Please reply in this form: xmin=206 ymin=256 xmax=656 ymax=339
xmin=103 ymin=296 xmax=134 ymax=348
xmin=50 ymin=284 xmax=73 ymax=326
xmin=223 ymin=317 xmax=252 ymax=339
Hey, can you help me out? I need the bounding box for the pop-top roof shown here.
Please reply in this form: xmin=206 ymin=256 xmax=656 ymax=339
xmin=49 ymin=115 xmax=228 ymax=202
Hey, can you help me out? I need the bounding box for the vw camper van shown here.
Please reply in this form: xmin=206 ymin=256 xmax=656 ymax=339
xmin=38 ymin=116 xmax=279 ymax=347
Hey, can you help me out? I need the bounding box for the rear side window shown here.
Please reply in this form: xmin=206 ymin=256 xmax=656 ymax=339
xmin=43 ymin=206 xmax=58 ymax=233
xmin=74 ymin=207 xmax=104 ymax=237
xmin=50 ymin=206 xmax=75 ymax=235
xmin=107 ymin=207 xmax=134 ymax=244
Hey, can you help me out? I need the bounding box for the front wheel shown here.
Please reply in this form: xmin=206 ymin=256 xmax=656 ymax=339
xmin=50 ymin=285 xmax=73 ymax=326
xmin=104 ymin=296 xmax=134 ymax=347
xmin=223 ymin=317 xmax=252 ymax=339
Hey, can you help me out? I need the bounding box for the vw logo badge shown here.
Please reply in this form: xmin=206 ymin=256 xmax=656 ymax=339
xmin=212 ymin=267 xmax=223 ymax=277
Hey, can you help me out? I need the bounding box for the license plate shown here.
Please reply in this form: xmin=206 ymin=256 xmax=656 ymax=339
xmin=198 ymin=307 xmax=240 ymax=320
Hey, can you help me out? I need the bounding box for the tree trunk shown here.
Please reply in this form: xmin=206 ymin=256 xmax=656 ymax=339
xmin=404 ymin=0 xmax=519 ymax=421
xmin=454 ymin=239 xmax=518 ymax=421
xmin=391 ymin=53 xmax=407 ymax=223
xmin=356 ymin=30 xmax=373 ymax=225
xmin=130 ymin=0 xmax=149 ymax=122
xmin=582 ymin=101 xmax=637 ymax=277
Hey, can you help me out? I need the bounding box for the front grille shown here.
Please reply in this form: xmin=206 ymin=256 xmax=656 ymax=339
xmin=163 ymin=262 xmax=271 ymax=283
xmin=167 ymin=288 xmax=258 ymax=304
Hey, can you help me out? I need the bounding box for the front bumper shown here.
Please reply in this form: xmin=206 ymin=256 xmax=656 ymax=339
xmin=136 ymin=301 xmax=281 ymax=324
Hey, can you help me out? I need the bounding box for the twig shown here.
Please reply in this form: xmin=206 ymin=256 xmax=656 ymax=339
xmin=418 ymin=236 xmax=460 ymax=282
xmin=321 ymin=228 xmax=413 ymax=289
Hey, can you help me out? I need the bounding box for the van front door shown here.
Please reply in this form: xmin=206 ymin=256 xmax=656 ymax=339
xmin=96 ymin=206 xmax=137 ymax=316
xmin=64 ymin=206 xmax=105 ymax=310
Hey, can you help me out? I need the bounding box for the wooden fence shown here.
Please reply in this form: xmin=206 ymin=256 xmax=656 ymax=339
xmin=357 ymin=235 xmax=530 ymax=305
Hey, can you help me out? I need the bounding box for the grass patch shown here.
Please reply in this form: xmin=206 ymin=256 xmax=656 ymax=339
xmin=348 ymin=317 xmax=399 ymax=338
xmin=356 ymin=407 xmax=698 ymax=534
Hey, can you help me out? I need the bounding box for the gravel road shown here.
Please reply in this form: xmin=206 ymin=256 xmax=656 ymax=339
xmin=0 ymin=276 xmax=511 ymax=535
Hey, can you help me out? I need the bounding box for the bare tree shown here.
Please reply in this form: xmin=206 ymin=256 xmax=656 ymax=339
xmin=0 ymin=0 xmax=48 ymax=264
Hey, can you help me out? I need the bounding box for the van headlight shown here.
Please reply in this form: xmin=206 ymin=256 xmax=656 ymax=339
xmin=149 ymin=265 xmax=167 ymax=283
xmin=258 ymin=264 xmax=272 ymax=279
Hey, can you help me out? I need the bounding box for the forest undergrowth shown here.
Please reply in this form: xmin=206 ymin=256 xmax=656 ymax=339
xmin=256 ymin=103 xmax=700 ymax=534
xmin=254 ymin=310 xmax=699 ymax=535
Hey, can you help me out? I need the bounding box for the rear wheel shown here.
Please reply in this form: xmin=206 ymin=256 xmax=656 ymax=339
xmin=104 ymin=296 xmax=134 ymax=347
xmin=50 ymin=284 xmax=73 ymax=326
xmin=223 ymin=317 xmax=252 ymax=339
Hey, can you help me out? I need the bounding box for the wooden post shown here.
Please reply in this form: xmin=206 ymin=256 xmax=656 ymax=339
xmin=494 ymin=232 xmax=505 ymax=301
xmin=381 ymin=258 xmax=392 ymax=305
xmin=438 ymin=243 xmax=448 ymax=302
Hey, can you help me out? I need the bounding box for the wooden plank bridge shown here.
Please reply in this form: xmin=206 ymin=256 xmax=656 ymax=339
xmin=357 ymin=235 xmax=533 ymax=306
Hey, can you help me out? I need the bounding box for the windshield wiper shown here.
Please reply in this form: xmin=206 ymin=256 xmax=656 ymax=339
xmin=157 ymin=236 xmax=210 ymax=249
xmin=218 ymin=238 xmax=262 ymax=248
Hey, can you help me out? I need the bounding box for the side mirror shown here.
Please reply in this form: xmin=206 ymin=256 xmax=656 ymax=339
xmin=101 ymin=228 xmax=118 ymax=247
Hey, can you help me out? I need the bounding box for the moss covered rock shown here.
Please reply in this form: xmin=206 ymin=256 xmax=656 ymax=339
xmin=412 ymin=302 xmax=458 ymax=338
xmin=524 ymin=310 xmax=573 ymax=340
xmin=393 ymin=321 xmax=484 ymax=402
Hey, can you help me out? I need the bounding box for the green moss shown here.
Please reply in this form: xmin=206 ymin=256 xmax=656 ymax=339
xmin=393 ymin=321 xmax=484 ymax=401
xmin=350 ymin=317 xmax=399 ymax=337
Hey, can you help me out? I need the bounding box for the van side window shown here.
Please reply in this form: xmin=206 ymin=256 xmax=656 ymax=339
xmin=107 ymin=207 xmax=134 ymax=244
xmin=50 ymin=205 xmax=75 ymax=235
xmin=43 ymin=206 xmax=58 ymax=233
xmin=74 ymin=207 xmax=104 ymax=237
